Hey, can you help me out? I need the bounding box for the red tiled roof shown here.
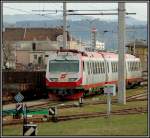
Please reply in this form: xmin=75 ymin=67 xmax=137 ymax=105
xmin=3 ymin=28 xmax=70 ymax=41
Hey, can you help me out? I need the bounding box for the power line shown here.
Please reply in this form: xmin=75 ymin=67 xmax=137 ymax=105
xmin=3 ymin=6 xmax=53 ymax=19
xmin=67 ymin=12 xmax=136 ymax=15
xmin=32 ymin=9 xmax=118 ymax=12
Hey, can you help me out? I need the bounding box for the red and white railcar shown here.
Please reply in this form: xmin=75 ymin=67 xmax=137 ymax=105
xmin=46 ymin=49 xmax=142 ymax=100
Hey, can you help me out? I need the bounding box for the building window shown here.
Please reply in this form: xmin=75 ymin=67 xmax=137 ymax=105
xmin=32 ymin=42 xmax=36 ymax=51
xmin=34 ymin=55 xmax=37 ymax=59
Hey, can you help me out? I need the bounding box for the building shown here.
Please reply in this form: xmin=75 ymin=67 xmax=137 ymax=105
xmin=126 ymin=39 xmax=147 ymax=71
xmin=95 ymin=40 xmax=105 ymax=50
xmin=3 ymin=27 xmax=82 ymax=70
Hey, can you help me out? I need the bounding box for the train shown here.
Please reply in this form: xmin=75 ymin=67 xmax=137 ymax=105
xmin=46 ymin=49 xmax=143 ymax=100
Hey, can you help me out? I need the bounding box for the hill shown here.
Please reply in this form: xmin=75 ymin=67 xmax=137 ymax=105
xmin=3 ymin=14 xmax=147 ymax=50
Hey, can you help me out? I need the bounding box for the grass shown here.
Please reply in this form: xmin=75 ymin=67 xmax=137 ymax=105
xmin=2 ymin=86 xmax=148 ymax=136
xmin=3 ymin=113 xmax=148 ymax=136
xmin=58 ymin=100 xmax=147 ymax=116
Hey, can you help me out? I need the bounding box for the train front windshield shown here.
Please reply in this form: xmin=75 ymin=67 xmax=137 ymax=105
xmin=49 ymin=60 xmax=79 ymax=73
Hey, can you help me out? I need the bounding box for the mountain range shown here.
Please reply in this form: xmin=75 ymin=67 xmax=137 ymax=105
xmin=3 ymin=14 xmax=147 ymax=50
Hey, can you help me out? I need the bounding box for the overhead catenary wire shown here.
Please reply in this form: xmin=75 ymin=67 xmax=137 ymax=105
xmin=3 ymin=6 xmax=54 ymax=19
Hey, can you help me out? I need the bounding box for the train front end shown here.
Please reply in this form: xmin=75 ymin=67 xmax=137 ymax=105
xmin=46 ymin=51 xmax=83 ymax=100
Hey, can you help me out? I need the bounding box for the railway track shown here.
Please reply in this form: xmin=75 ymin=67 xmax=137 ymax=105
xmin=3 ymin=106 xmax=147 ymax=126
xmin=27 ymin=92 xmax=147 ymax=110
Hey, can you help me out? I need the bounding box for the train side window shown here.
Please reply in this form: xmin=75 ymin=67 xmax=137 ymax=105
xmin=97 ymin=61 xmax=99 ymax=74
xmin=113 ymin=62 xmax=115 ymax=73
xmin=136 ymin=62 xmax=138 ymax=71
xmin=102 ymin=62 xmax=104 ymax=73
xmin=92 ymin=61 xmax=94 ymax=74
xmin=83 ymin=61 xmax=85 ymax=71
xmin=96 ymin=61 xmax=98 ymax=74
xmin=107 ymin=62 xmax=109 ymax=73
xmin=100 ymin=62 xmax=102 ymax=73
xmin=90 ymin=62 xmax=92 ymax=74
xmin=87 ymin=62 xmax=89 ymax=74
xmin=89 ymin=62 xmax=91 ymax=74
xmin=89 ymin=61 xmax=92 ymax=74
xmin=114 ymin=62 xmax=116 ymax=72
xmin=101 ymin=62 xmax=103 ymax=73
xmin=111 ymin=62 xmax=113 ymax=73
xmin=128 ymin=62 xmax=130 ymax=71
xmin=135 ymin=62 xmax=137 ymax=71
xmin=133 ymin=62 xmax=135 ymax=71
xmin=131 ymin=62 xmax=132 ymax=71
xmin=103 ymin=62 xmax=105 ymax=73
xmin=96 ymin=61 xmax=99 ymax=74
xmin=88 ymin=62 xmax=90 ymax=74
xmin=116 ymin=62 xmax=118 ymax=72
xmin=112 ymin=62 xmax=114 ymax=73
xmin=93 ymin=62 xmax=95 ymax=74
xmin=94 ymin=61 xmax=96 ymax=74
xmin=99 ymin=62 xmax=101 ymax=74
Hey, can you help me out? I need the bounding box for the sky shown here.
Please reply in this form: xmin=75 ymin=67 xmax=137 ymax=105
xmin=3 ymin=2 xmax=148 ymax=21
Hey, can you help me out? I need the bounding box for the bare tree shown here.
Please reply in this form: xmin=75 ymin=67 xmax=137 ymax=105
xmin=2 ymin=41 xmax=16 ymax=69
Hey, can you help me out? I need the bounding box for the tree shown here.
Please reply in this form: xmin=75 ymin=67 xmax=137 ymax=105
xmin=2 ymin=41 xmax=16 ymax=69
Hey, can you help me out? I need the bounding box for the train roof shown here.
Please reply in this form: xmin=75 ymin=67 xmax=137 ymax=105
xmin=57 ymin=48 xmax=137 ymax=59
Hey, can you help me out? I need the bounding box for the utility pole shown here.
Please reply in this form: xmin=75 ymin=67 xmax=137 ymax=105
xmin=118 ymin=2 xmax=126 ymax=104
xmin=63 ymin=2 xmax=67 ymax=49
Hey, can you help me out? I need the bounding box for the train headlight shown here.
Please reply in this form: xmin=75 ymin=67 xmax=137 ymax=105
xmin=69 ymin=78 xmax=77 ymax=82
xmin=50 ymin=78 xmax=58 ymax=82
